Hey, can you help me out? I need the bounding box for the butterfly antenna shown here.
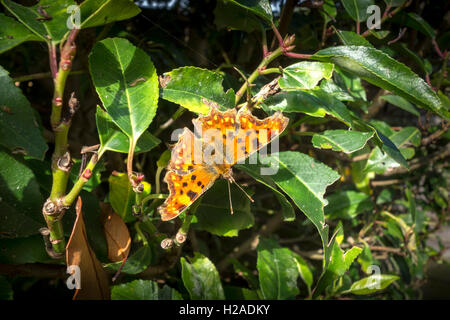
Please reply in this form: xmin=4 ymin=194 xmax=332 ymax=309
xmin=227 ymin=179 xmax=234 ymax=215
xmin=229 ymin=176 xmax=254 ymax=203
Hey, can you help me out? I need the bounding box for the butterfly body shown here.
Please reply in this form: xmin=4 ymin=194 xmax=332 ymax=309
xmin=158 ymin=106 xmax=289 ymax=221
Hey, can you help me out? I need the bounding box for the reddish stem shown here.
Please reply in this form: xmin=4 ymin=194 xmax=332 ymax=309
xmin=48 ymin=43 xmax=58 ymax=79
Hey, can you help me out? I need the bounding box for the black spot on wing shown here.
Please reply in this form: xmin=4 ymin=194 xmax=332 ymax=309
xmin=187 ymin=190 xmax=198 ymax=200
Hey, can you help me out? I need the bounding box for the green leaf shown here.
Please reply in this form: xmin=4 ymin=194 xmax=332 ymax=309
xmin=321 ymin=0 xmax=337 ymax=23
xmin=381 ymin=94 xmax=420 ymax=116
xmin=1 ymin=0 xmax=76 ymax=43
xmin=0 ymin=149 xmax=45 ymax=239
xmin=264 ymin=89 xmax=353 ymax=125
xmin=341 ymin=0 xmax=375 ymax=22
xmin=389 ymin=127 xmax=421 ymax=147
xmin=111 ymin=279 xmax=182 ymax=300
xmin=325 ymin=190 xmax=373 ymax=219
xmin=229 ymin=258 xmax=259 ymax=289
xmin=313 ymin=46 xmax=448 ymax=120
xmin=293 ymin=253 xmax=314 ymax=292
xmin=0 ymin=235 xmax=50 ymax=264
xmin=265 ymin=151 xmax=340 ymax=230
xmin=108 ymin=172 xmax=150 ymax=223
xmin=369 ymin=30 xmax=390 ymax=39
xmin=311 ymin=89 xmax=354 ymax=125
xmin=333 ymin=66 xmax=367 ymax=101
xmin=0 ymin=66 xmax=48 ymax=159
xmin=257 ymin=238 xmax=299 ymax=299
xmin=96 ymin=106 xmax=160 ymax=156
xmin=161 ymin=67 xmax=235 ymax=114
xmin=279 ymin=62 xmax=334 ymax=90
xmin=346 ymin=274 xmax=399 ymax=295
xmin=105 ymin=245 xmax=152 ymax=275
xmin=319 ymin=79 xmax=356 ymax=102
xmin=314 ymin=240 xmax=362 ymax=296
xmin=89 ymin=37 xmax=159 ymax=149
xmin=237 ymin=161 xmax=295 ymax=221
xmin=335 ymin=30 xmax=373 ymax=47
xmin=384 ymin=0 xmax=407 ymax=7
xmin=261 ymin=151 xmax=340 ymax=262
xmin=79 ymin=0 xmax=141 ymax=29
xmin=214 ymin=0 xmax=272 ymax=33
xmin=264 ymin=90 xmax=327 ymax=117
xmin=393 ymin=12 xmax=435 ymax=38
xmin=195 ymin=180 xmax=253 ymax=237
xmin=362 ymin=125 xmax=420 ymax=173
xmin=312 ymin=130 xmax=374 ymax=153
xmin=0 ymin=13 xmax=42 ymax=53
xmin=181 ymin=252 xmax=225 ymax=300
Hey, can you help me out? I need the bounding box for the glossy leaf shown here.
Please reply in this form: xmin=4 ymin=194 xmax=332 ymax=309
xmin=237 ymin=161 xmax=295 ymax=221
xmin=336 ymin=30 xmax=373 ymax=47
xmin=194 ymin=180 xmax=253 ymax=237
xmin=0 ymin=149 xmax=44 ymax=239
xmin=264 ymin=89 xmax=353 ymax=125
xmin=111 ymin=279 xmax=182 ymax=300
xmin=108 ymin=172 xmax=151 ymax=223
xmin=79 ymin=0 xmax=141 ymax=29
xmin=264 ymin=90 xmax=327 ymax=117
xmin=1 ymin=0 xmax=76 ymax=43
xmin=389 ymin=127 xmax=421 ymax=147
xmin=333 ymin=66 xmax=367 ymax=101
xmin=279 ymin=62 xmax=334 ymax=90
xmin=319 ymin=79 xmax=356 ymax=101
xmin=214 ymin=0 xmax=272 ymax=33
xmin=161 ymin=67 xmax=235 ymax=114
xmin=346 ymin=274 xmax=399 ymax=295
xmin=0 ymin=13 xmax=41 ymax=53
xmin=265 ymin=152 xmax=340 ymax=230
xmin=181 ymin=252 xmax=225 ymax=300
xmin=96 ymin=106 xmax=160 ymax=156
xmin=262 ymin=151 xmax=340 ymax=261
xmin=314 ymin=241 xmax=362 ymax=296
xmin=257 ymin=238 xmax=299 ymax=299
xmin=0 ymin=66 xmax=47 ymax=159
xmin=312 ymin=130 xmax=374 ymax=153
xmin=381 ymin=94 xmax=419 ymax=116
xmin=89 ymin=37 xmax=159 ymax=148
xmin=293 ymin=253 xmax=314 ymax=293
xmin=313 ymin=46 xmax=448 ymax=120
xmin=393 ymin=12 xmax=435 ymax=38
xmin=341 ymin=0 xmax=375 ymax=22
xmin=325 ymin=190 xmax=373 ymax=219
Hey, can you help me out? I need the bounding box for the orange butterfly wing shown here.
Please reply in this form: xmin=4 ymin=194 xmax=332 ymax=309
xmin=167 ymin=128 xmax=197 ymax=175
xmin=158 ymin=107 xmax=289 ymax=221
xmin=158 ymin=167 xmax=219 ymax=221
xmin=233 ymin=110 xmax=289 ymax=164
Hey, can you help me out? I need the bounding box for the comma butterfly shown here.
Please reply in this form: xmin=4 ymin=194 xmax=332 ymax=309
xmin=158 ymin=106 xmax=289 ymax=221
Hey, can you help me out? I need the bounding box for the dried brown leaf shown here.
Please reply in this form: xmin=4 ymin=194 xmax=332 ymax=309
xmin=66 ymin=197 xmax=110 ymax=300
xmin=100 ymin=202 xmax=131 ymax=262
